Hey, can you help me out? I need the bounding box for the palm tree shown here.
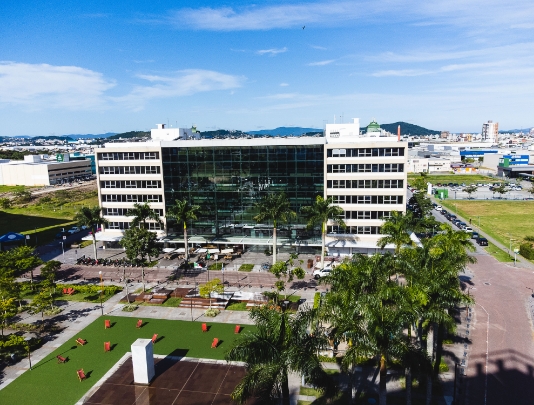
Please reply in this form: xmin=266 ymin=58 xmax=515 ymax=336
xmin=225 ymin=306 xmax=335 ymax=405
xmin=166 ymin=199 xmax=200 ymax=261
xmin=75 ymin=206 xmax=109 ymax=260
xmin=377 ymin=211 xmax=415 ymax=255
xmin=126 ymin=202 xmax=163 ymax=229
xmin=301 ymin=196 xmax=345 ymax=270
xmin=321 ymin=253 xmax=420 ymax=405
xmin=253 ymin=193 xmax=296 ymax=264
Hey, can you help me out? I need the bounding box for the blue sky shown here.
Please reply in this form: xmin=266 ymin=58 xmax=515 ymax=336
xmin=1 ymin=0 xmax=534 ymax=136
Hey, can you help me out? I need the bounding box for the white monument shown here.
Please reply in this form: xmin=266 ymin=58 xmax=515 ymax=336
xmin=131 ymin=338 xmax=155 ymax=384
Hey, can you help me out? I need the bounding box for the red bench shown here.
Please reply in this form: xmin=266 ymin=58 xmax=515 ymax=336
xmin=234 ymin=325 xmax=241 ymax=334
xmin=211 ymin=338 xmax=219 ymax=349
xmin=76 ymin=338 xmax=87 ymax=346
xmin=151 ymin=334 xmax=158 ymax=344
xmin=104 ymin=320 xmax=111 ymax=329
xmin=77 ymin=369 xmax=86 ymax=382
xmin=57 ymin=355 xmax=67 ymax=363
xmin=136 ymin=319 xmax=143 ymax=329
xmin=104 ymin=341 xmax=110 ymax=352
xmin=202 ymin=323 xmax=208 ymax=332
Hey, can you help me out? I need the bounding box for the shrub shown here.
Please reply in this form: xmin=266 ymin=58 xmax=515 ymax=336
xmin=122 ymin=304 xmax=138 ymax=312
xmin=205 ymin=308 xmax=220 ymax=317
xmin=239 ymin=264 xmax=254 ymax=272
xmin=44 ymin=307 xmax=62 ymax=316
xmin=208 ymin=262 xmax=224 ymax=270
xmin=56 ymin=284 xmax=121 ymax=296
xmin=520 ymin=243 xmax=534 ymax=260
xmin=0 ymin=334 xmax=27 ymax=349
xmin=313 ymin=292 xmax=321 ymax=309
xmin=0 ymin=198 xmax=11 ymax=209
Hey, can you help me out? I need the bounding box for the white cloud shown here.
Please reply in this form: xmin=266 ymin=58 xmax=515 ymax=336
xmin=256 ymin=47 xmax=287 ymax=56
xmin=280 ymin=83 xmax=289 ymax=87
xmin=372 ymin=60 xmax=515 ymax=77
xmin=0 ymin=62 xmax=115 ymax=109
xmin=114 ymin=69 xmax=245 ymax=109
xmin=311 ymin=45 xmax=327 ymax=50
xmin=307 ymin=59 xmax=335 ymax=66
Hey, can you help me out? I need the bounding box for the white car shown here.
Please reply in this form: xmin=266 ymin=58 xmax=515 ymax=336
xmin=463 ymin=226 xmax=474 ymax=233
xmin=313 ymin=268 xmax=332 ymax=279
xmin=435 ymin=205 xmax=442 ymax=210
xmin=67 ymin=226 xmax=81 ymax=234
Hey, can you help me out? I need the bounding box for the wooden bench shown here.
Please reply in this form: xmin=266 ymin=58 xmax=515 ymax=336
xmin=57 ymin=355 xmax=67 ymax=363
xmin=211 ymin=338 xmax=219 ymax=348
xmin=136 ymin=319 xmax=143 ymax=328
xmin=77 ymin=369 xmax=86 ymax=382
xmin=76 ymin=338 xmax=87 ymax=346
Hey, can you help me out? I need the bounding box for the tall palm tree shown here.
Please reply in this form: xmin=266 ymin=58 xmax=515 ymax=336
xmin=75 ymin=206 xmax=109 ymax=260
xmin=225 ymin=306 xmax=335 ymax=405
xmin=166 ymin=198 xmax=200 ymax=261
xmin=253 ymin=193 xmax=296 ymax=264
xmin=126 ymin=202 xmax=163 ymax=229
xmin=301 ymin=196 xmax=345 ymax=270
xmin=377 ymin=211 xmax=415 ymax=255
xmin=321 ymin=253 xmax=420 ymax=405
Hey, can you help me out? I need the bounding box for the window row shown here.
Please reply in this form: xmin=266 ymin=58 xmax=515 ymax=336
xmin=327 ymin=179 xmax=404 ymax=189
xmin=327 ymin=163 xmax=404 ymax=173
xmin=327 ymin=226 xmax=382 ymax=235
xmin=343 ymin=211 xmax=392 ymax=220
xmin=100 ymin=180 xmax=161 ymax=189
xmin=99 ymin=166 xmax=160 ymax=175
xmin=330 ymin=195 xmax=403 ymax=204
xmin=107 ymin=222 xmax=163 ymax=230
xmin=103 ymin=208 xmax=164 ymax=216
xmin=101 ymin=194 xmax=163 ymax=203
xmin=98 ymin=152 xmax=159 ymax=160
xmin=327 ymin=147 xmax=405 ymax=158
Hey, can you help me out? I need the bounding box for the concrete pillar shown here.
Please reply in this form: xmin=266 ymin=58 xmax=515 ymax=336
xmin=131 ymin=338 xmax=155 ymax=384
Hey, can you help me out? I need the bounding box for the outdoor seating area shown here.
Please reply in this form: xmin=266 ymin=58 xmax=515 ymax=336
xmin=0 ymin=316 xmax=252 ymax=405
xmin=63 ymin=287 xmax=75 ymax=295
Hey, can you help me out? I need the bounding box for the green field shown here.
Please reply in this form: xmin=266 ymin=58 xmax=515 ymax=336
xmin=408 ymin=174 xmax=500 ymax=186
xmin=438 ymin=200 xmax=534 ymax=253
xmin=0 ymin=316 xmax=253 ymax=405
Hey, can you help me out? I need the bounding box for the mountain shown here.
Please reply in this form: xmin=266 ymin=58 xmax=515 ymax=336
xmin=500 ymin=127 xmax=533 ymax=133
xmin=200 ymin=129 xmax=249 ymax=139
xmin=3 ymin=133 xmax=116 ymax=139
xmin=248 ymin=127 xmax=322 ymax=136
xmin=380 ymin=122 xmax=440 ymax=136
xmin=105 ymin=131 xmax=150 ymax=141
xmin=32 ymin=135 xmax=74 ymax=142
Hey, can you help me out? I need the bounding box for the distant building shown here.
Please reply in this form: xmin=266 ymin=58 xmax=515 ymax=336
xmin=407 ymin=158 xmax=429 ymax=173
xmin=482 ymin=121 xmax=499 ymax=143
xmin=428 ymin=158 xmax=452 ymax=173
xmin=0 ymin=155 xmax=92 ymax=186
xmin=150 ymin=124 xmax=200 ymax=141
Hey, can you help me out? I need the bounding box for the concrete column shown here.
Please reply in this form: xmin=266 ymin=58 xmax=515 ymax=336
xmin=131 ymin=339 xmax=155 ymax=384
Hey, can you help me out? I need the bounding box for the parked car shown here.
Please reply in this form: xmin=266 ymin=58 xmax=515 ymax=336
xmin=477 ymin=237 xmax=489 ymax=246
xmin=67 ymin=226 xmax=81 ymax=234
xmin=464 ymin=226 xmax=474 ymax=233
xmin=55 ymin=231 xmax=68 ymax=239
xmin=471 ymin=232 xmax=479 ymax=239
xmin=313 ymin=268 xmax=332 ymax=279
xmin=435 ymin=205 xmax=442 ymax=211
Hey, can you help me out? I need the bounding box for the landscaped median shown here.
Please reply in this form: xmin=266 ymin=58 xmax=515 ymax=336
xmin=0 ymin=316 xmax=254 ymax=405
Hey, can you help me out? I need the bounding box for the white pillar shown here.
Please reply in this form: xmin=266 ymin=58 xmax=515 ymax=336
xmin=131 ymin=338 xmax=155 ymax=384
xmin=427 ymin=182 xmax=433 ymax=195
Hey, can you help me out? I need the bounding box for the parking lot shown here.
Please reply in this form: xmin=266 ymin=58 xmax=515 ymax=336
xmin=428 ymin=179 xmax=533 ymax=200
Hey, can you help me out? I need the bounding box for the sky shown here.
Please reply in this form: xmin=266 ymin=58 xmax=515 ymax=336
xmin=1 ymin=0 xmax=534 ymax=136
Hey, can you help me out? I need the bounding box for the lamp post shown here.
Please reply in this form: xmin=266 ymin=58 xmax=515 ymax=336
xmin=509 ymin=238 xmax=515 ymax=258
xmin=24 ymin=336 xmax=32 ymax=370
xmin=514 ymin=248 xmax=519 ymax=267
xmin=99 ymin=270 xmax=103 ymax=316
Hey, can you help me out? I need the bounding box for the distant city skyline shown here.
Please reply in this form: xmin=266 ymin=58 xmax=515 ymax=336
xmin=1 ymin=0 xmax=534 ymax=136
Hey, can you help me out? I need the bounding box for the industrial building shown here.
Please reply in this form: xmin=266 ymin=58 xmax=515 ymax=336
xmin=94 ymin=120 xmax=408 ymax=256
xmin=0 ymin=154 xmax=92 ymax=186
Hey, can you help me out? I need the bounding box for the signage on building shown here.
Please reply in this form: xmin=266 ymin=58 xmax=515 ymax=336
xmin=56 ymin=154 xmax=64 ymax=162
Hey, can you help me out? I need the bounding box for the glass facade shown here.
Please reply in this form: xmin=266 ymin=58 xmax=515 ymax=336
xmin=162 ymin=145 xmax=324 ymax=237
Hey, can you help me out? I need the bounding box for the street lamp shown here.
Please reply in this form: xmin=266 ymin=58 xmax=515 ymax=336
xmin=24 ymin=336 xmax=32 ymax=370
xmin=99 ymin=270 xmax=103 ymax=316
xmin=509 ymin=238 xmax=515 ymax=258
xmin=514 ymin=248 xmax=519 ymax=267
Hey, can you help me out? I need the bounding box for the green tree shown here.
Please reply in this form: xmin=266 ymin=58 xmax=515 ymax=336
xmin=492 ymin=183 xmax=507 ymax=199
xmin=526 ymin=184 xmax=534 ymax=198
xmin=0 ymin=247 xmax=42 ymax=290
xmin=120 ymin=227 xmax=161 ymax=291
xmin=13 ymin=189 xmax=32 ymax=203
xmin=0 ymin=197 xmax=11 ymax=209
xmin=269 ymin=253 xmax=306 ymax=302
xmin=225 ymin=306 xmax=335 ymax=405
xmin=0 ymin=297 xmax=17 ymax=337
xmin=322 ymin=254 xmax=420 ymax=405
xmin=301 ymin=196 xmax=345 ymax=270
xmin=253 ymin=193 xmax=296 ymax=265
xmin=411 ymin=172 xmax=429 ymax=192
xmin=378 ymin=211 xmax=415 ymax=255
xmin=74 ymin=206 xmax=109 ymax=260
xmin=40 ymin=260 xmax=61 ymax=291
xmin=462 ymin=185 xmax=478 ymax=199
xmin=126 ymin=202 xmax=163 ymax=229
xmin=166 ymin=199 xmax=201 ymax=261
xmin=199 ymin=278 xmax=224 ymax=308
xmin=32 ymin=288 xmax=55 ymax=323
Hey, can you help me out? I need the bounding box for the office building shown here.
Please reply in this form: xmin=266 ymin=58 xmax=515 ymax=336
xmin=482 ymin=121 xmax=499 ymax=143
xmin=94 ymin=120 xmax=408 ymax=256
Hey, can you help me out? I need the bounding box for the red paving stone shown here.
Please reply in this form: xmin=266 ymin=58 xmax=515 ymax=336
xmin=464 ymin=255 xmax=534 ymax=405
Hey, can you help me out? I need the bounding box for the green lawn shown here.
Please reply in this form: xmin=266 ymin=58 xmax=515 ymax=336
xmin=0 ymin=316 xmax=254 ymax=405
xmin=485 ymin=241 xmax=514 ymax=262
xmin=438 ymin=200 xmax=534 ymax=251
xmin=408 ymin=173 xmax=498 ymax=186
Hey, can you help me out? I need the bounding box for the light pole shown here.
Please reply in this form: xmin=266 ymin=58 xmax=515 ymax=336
xmin=514 ymin=248 xmax=519 ymax=266
xmin=509 ymin=238 xmax=515 ymax=258
xmin=99 ymin=270 xmax=103 ymax=316
xmin=24 ymin=336 xmax=32 ymax=370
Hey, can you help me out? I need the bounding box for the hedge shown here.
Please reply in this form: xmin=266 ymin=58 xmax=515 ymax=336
xmin=55 ymin=284 xmax=122 ymax=296
xmin=520 ymin=243 xmax=534 ymax=260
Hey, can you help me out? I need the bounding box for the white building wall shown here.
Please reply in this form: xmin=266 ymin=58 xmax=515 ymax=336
xmin=407 ymin=158 xmax=429 ymax=173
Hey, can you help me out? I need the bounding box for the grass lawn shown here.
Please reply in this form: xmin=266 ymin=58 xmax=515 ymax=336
xmin=0 ymin=316 xmax=254 ymax=405
xmin=239 ymin=264 xmax=254 ymax=272
xmin=485 ymin=241 xmax=513 ymax=262
xmin=438 ymin=200 xmax=534 ymax=251
xmin=408 ymin=173 xmax=499 ymax=186
xmin=226 ymin=302 xmax=248 ymax=311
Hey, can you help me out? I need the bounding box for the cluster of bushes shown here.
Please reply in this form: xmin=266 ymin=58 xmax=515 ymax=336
xmin=520 ymin=243 xmax=534 ymax=260
xmin=56 ymin=284 xmax=122 ymax=296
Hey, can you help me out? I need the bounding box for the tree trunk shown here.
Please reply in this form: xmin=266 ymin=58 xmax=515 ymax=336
xmin=379 ymin=352 xmax=387 ymax=405
xmin=427 ymin=323 xmax=434 ymax=362
xmin=281 ymin=371 xmax=290 ymax=405
xmin=92 ymin=233 xmax=98 ymax=260
xmin=124 ymin=267 xmax=130 ymax=304
xmin=433 ymin=323 xmax=444 ymax=377
xmin=30 ymin=270 xmax=34 ymax=289
xmin=406 ymin=366 xmax=412 ymax=405
xmin=418 ymin=320 xmax=423 ymax=348
xmin=184 ymin=223 xmax=188 ymax=261
xmin=425 ymin=375 xmax=432 ymax=405
xmin=272 ymin=226 xmax=277 ymax=265
xmin=141 ymin=266 xmax=145 ymax=292
xmin=321 ymin=223 xmax=326 ymax=270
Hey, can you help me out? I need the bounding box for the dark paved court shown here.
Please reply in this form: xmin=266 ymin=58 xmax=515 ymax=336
xmin=85 ymin=358 xmax=259 ymax=405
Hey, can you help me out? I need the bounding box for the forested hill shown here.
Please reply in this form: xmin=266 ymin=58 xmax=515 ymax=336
xmin=105 ymin=131 xmax=150 ymax=140
xmin=381 ymin=122 xmax=440 ymax=136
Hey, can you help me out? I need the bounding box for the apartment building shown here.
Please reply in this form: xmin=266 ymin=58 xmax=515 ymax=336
xmin=94 ymin=120 xmax=407 ymax=255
